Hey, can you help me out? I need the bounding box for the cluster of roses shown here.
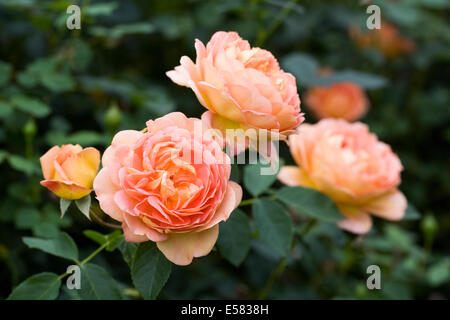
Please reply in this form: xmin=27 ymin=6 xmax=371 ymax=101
xmin=40 ymin=31 xmax=407 ymax=266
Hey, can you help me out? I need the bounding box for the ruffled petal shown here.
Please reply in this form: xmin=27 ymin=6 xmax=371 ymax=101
xmin=157 ymin=225 xmax=219 ymax=265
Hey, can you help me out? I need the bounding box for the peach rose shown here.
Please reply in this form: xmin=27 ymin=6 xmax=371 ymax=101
xmin=167 ymin=31 xmax=304 ymax=154
xmin=350 ymin=21 xmax=415 ymax=59
xmin=40 ymin=144 xmax=100 ymax=200
xmin=93 ymin=112 xmax=242 ymax=265
xmin=304 ymin=82 xmax=369 ymax=121
xmin=278 ymin=119 xmax=406 ymax=234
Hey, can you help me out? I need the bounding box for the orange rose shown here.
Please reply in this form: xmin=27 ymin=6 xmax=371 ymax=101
xmin=40 ymin=144 xmax=100 ymax=200
xmin=350 ymin=21 xmax=415 ymax=59
xmin=304 ymin=82 xmax=369 ymax=121
xmin=93 ymin=113 xmax=242 ymax=265
xmin=278 ymin=119 xmax=406 ymax=234
xmin=167 ymin=31 xmax=304 ymax=154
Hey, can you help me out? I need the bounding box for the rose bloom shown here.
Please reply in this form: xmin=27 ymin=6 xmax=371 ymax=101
xmin=304 ymin=82 xmax=369 ymax=121
xmin=167 ymin=31 xmax=304 ymax=154
xmin=350 ymin=21 xmax=415 ymax=59
xmin=93 ymin=112 xmax=242 ymax=265
xmin=40 ymin=144 xmax=100 ymax=200
xmin=278 ymin=119 xmax=407 ymax=234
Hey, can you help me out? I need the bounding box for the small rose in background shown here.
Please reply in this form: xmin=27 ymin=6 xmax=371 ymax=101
xmin=40 ymin=144 xmax=100 ymax=200
xmin=93 ymin=112 xmax=242 ymax=265
xmin=167 ymin=31 xmax=304 ymax=155
xmin=278 ymin=119 xmax=406 ymax=234
xmin=304 ymin=81 xmax=369 ymax=122
xmin=350 ymin=21 xmax=415 ymax=59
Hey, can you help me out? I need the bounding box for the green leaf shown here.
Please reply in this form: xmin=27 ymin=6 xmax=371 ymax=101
xmin=0 ymin=101 xmax=13 ymax=118
xmin=217 ymin=209 xmax=252 ymax=266
xmin=15 ymin=208 xmax=40 ymax=229
xmin=276 ymin=186 xmax=343 ymax=222
xmin=317 ymin=70 xmax=388 ymax=89
xmin=243 ymin=159 xmax=282 ymax=196
xmin=60 ymin=198 xmax=72 ymax=218
xmin=41 ymin=72 xmax=75 ymax=92
xmin=84 ymin=2 xmax=118 ymax=16
xmin=23 ymin=232 xmax=78 ymax=260
xmin=67 ymin=131 xmax=107 ymax=146
xmin=7 ymin=154 xmax=40 ymax=175
xmin=427 ymin=259 xmax=450 ymax=286
xmin=105 ymin=230 xmax=124 ymax=252
xmin=119 ymin=241 xmax=138 ymax=267
xmin=75 ymin=194 xmax=91 ymax=220
xmin=131 ymin=242 xmax=172 ymax=300
xmin=281 ymin=53 xmax=319 ymax=86
xmin=83 ymin=230 xmax=107 ymax=246
xmin=8 ymin=272 xmax=61 ymax=300
xmin=78 ymin=263 xmax=122 ymax=300
xmin=252 ymin=198 xmax=294 ymax=256
xmin=0 ymin=61 xmax=12 ymax=87
xmin=83 ymin=230 xmax=123 ymax=252
xmin=10 ymin=95 xmax=51 ymax=117
xmin=90 ymin=23 xmax=155 ymax=39
xmin=403 ymin=203 xmax=421 ymax=220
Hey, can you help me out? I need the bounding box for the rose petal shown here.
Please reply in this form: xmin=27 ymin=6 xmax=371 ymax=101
xmin=363 ymin=190 xmax=407 ymax=221
xmin=40 ymin=146 xmax=61 ymax=180
xmin=93 ymin=168 xmax=124 ymax=222
xmin=156 ymin=225 xmax=219 ymax=265
xmin=337 ymin=204 xmax=373 ymax=234
xmin=40 ymin=179 xmax=91 ymax=200
xmin=278 ymin=166 xmax=315 ymax=188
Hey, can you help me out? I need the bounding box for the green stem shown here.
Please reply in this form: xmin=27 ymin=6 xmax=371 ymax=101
xmin=78 ymin=241 xmax=109 ymax=267
xmin=57 ymin=240 xmax=110 ymax=281
xmin=256 ymin=0 xmax=300 ymax=47
xmin=239 ymin=198 xmax=257 ymax=207
xmin=257 ymin=218 xmax=317 ymax=299
xmin=299 ymin=218 xmax=318 ymax=237
xmin=258 ymin=256 xmax=289 ymax=299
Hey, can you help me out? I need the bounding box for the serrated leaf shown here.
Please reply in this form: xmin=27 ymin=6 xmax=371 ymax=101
xmin=60 ymin=198 xmax=72 ymax=218
xmin=217 ymin=209 xmax=252 ymax=266
xmin=243 ymin=159 xmax=282 ymax=196
xmin=78 ymin=263 xmax=122 ymax=300
xmin=23 ymin=232 xmax=78 ymax=261
xmin=252 ymin=198 xmax=294 ymax=256
xmin=276 ymin=186 xmax=343 ymax=222
xmin=8 ymin=272 xmax=61 ymax=300
xmin=131 ymin=242 xmax=172 ymax=300
xmin=75 ymin=194 xmax=91 ymax=220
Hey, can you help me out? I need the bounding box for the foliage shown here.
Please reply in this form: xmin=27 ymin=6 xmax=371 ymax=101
xmin=0 ymin=0 xmax=449 ymax=300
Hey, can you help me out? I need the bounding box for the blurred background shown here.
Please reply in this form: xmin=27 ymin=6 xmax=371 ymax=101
xmin=0 ymin=0 xmax=449 ymax=299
